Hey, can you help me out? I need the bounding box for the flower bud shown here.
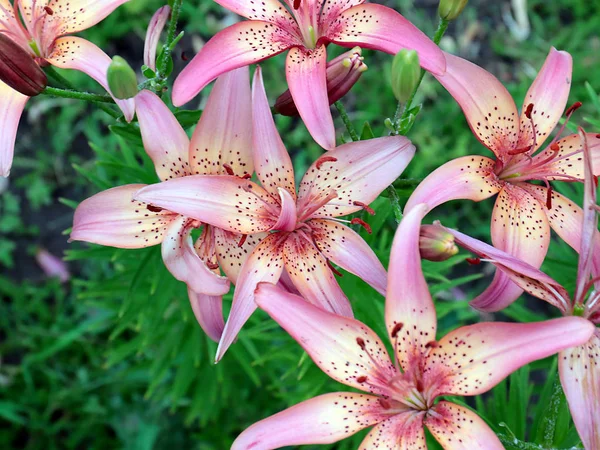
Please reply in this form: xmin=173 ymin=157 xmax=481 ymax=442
xmin=390 ymin=49 xmax=420 ymax=103
xmin=419 ymin=224 xmax=459 ymax=262
xmin=275 ymin=47 xmax=367 ymax=116
xmin=0 ymin=34 xmax=47 ymax=96
xmin=107 ymin=56 xmax=138 ymax=99
xmin=438 ymin=0 xmax=468 ymax=20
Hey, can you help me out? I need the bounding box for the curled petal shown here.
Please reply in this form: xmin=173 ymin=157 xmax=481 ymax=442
xmin=0 ymin=80 xmax=28 ymax=177
xmin=310 ymin=219 xmax=387 ymax=295
xmin=232 ymin=392 xmax=386 ymax=450
xmin=425 ymin=317 xmax=595 ymax=397
xmin=255 ymin=283 xmax=396 ymax=393
xmin=432 ymin=52 xmax=518 ymax=161
xmin=46 ymin=37 xmax=135 ymax=122
xmin=143 ymin=5 xmax=170 ymax=72
xmin=404 ymin=156 xmax=502 ymax=214
xmin=213 ymin=228 xmax=267 ymax=283
xmin=187 ymin=288 xmax=224 ymax=343
xmin=190 ymin=67 xmax=253 ymax=177
xmin=358 ymin=412 xmax=425 ymax=450
xmin=425 ymin=402 xmax=504 ymax=450
xmin=70 ymin=184 xmax=176 ymax=248
xmin=325 ymin=4 xmax=445 ymax=75
xmin=172 ymin=21 xmax=297 ymax=107
xmin=298 ymin=136 xmax=415 ymax=219
xmin=272 ymin=188 xmax=298 ymax=232
xmin=135 ymin=90 xmax=190 ymax=181
xmin=283 ymin=232 xmax=353 ymax=317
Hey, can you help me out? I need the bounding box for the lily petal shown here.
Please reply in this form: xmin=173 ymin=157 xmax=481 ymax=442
xmin=252 ymin=65 xmax=296 ymax=196
xmin=299 ymin=136 xmax=415 ymax=219
xmin=46 ymin=37 xmax=135 ymax=121
xmin=215 ymin=234 xmax=286 ymax=362
xmin=404 ymin=156 xmax=502 ymax=213
xmin=319 ymin=0 xmax=365 ymax=26
xmin=135 ymin=90 xmax=190 ymax=181
xmin=254 ymin=283 xmax=396 ymax=393
xmin=559 ymin=331 xmax=600 ymax=450
xmin=425 ymin=401 xmax=504 ymax=450
xmin=190 ymin=67 xmax=253 ymax=177
xmin=187 ymin=288 xmax=224 ymax=343
xmin=310 ymin=218 xmax=387 ymax=295
xmin=213 ymin=228 xmax=268 ymax=283
xmin=326 ymin=4 xmax=445 ymax=75
xmin=133 ymin=176 xmax=278 ymax=235
xmin=426 ymin=317 xmax=595 ymax=397
xmin=470 ymin=184 xmax=550 ymax=312
xmin=213 ymin=0 xmax=295 ymax=23
xmin=283 ymin=232 xmax=353 ymax=317
xmin=70 ymin=184 xmax=176 ymax=248
xmin=0 ymin=80 xmax=28 ymax=177
xmin=172 ymin=21 xmax=297 ymax=107
xmin=358 ymin=412 xmax=425 ymax=450
xmin=433 ymin=52 xmax=519 ymax=161
xmin=517 ymin=48 xmax=572 ymax=153
xmin=386 ymin=204 xmax=437 ymax=371
xmin=286 ymin=45 xmax=335 ymax=150
xmin=231 ymin=392 xmax=386 ymax=450
xmin=272 ymin=188 xmax=298 ymax=232
xmin=143 ymin=5 xmax=170 ymax=72
xmin=161 ymin=216 xmax=230 ymax=296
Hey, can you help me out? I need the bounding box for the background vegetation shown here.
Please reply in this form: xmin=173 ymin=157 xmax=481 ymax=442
xmin=1 ymin=0 xmax=599 ymax=448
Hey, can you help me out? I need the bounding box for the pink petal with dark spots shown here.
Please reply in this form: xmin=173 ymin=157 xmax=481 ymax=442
xmin=213 ymin=228 xmax=268 ymax=284
xmin=358 ymin=411 xmax=425 ymax=450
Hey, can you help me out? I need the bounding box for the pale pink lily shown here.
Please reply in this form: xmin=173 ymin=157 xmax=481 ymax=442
xmin=0 ymin=0 xmax=135 ymax=176
xmin=171 ymin=0 xmax=446 ymax=150
xmin=70 ymin=67 xmax=255 ymax=342
xmin=134 ymin=66 xmax=415 ymax=361
xmin=405 ymin=48 xmax=600 ymax=312
xmin=443 ymin=131 xmax=600 ymax=450
xmin=231 ymin=204 xmax=595 ymax=450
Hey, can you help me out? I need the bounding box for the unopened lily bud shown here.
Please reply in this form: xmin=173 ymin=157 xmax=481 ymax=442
xmin=0 ymin=34 xmax=47 ymax=96
xmin=107 ymin=56 xmax=138 ymax=99
xmin=144 ymin=5 xmax=171 ymax=72
xmin=390 ymin=49 xmax=420 ymax=103
xmin=275 ymin=47 xmax=367 ymax=116
xmin=419 ymin=224 xmax=459 ymax=262
xmin=35 ymin=248 xmax=70 ymax=283
xmin=438 ymin=0 xmax=468 ymax=20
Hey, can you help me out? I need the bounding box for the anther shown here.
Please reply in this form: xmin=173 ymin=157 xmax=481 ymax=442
xmin=356 ymin=376 xmax=367 ymax=383
xmin=223 ymin=163 xmax=235 ymax=176
xmin=237 ymin=234 xmax=248 ymax=248
xmin=550 ymin=143 xmax=560 ymax=152
xmin=327 ymin=260 xmax=343 ymax=277
xmin=379 ymin=398 xmax=392 ymax=410
xmin=546 ymin=186 xmax=553 ymax=210
xmin=206 ymin=261 xmax=219 ymax=270
xmin=565 ymin=101 xmax=583 ymax=116
xmin=391 ymin=323 xmax=404 ymax=338
xmin=181 ymin=51 xmax=188 ymax=61
xmin=351 ymin=218 xmax=372 ymax=234
xmin=416 ymin=379 xmax=424 ymax=392
xmin=293 ymin=0 xmax=301 ymax=9
xmin=353 ymin=201 xmax=375 ymax=215
xmin=44 ymin=6 xmax=53 ymax=15
xmin=596 ymin=134 xmax=600 ymax=139
xmin=315 ymin=156 xmax=337 ymax=170
xmin=425 ymin=340 xmax=438 ymax=348
xmin=466 ymin=257 xmax=481 ymax=265
xmin=524 ymin=103 xmax=534 ymax=119
xmin=242 ymin=173 xmax=252 ymax=179
xmin=147 ymin=205 xmax=164 ymax=213
xmin=356 ymin=337 xmax=366 ymax=349
xmin=507 ymin=146 xmax=532 ymax=156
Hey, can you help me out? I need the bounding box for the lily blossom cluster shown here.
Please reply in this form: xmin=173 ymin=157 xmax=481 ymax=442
xmin=134 ymin=66 xmax=415 ymax=360
xmin=406 ymin=47 xmax=600 ymax=312
xmin=0 ymin=0 xmax=134 ymax=176
xmin=231 ymin=204 xmax=594 ymax=450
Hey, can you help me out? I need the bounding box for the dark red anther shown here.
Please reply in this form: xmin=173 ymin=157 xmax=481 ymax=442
xmin=596 ymin=134 xmax=600 ymax=139
xmin=416 ymin=379 xmax=424 ymax=392
xmin=356 ymin=376 xmax=367 ymax=383
xmin=524 ymin=103 xmax=534 ymax=119
xmin=353 ymin=201 xmax=375 ymax=215
xmin=379 ymin=398 xmax=392 ymax=410
xmin=206 ymin=261 xmax=220 ymax=270
xmin=550 ymin=142 xmax=560 ymax=152
xmin=546 ymin=186 xmax=553 ymax=210
xmin=391 ymin=322 xmax=404 ymax=338
xmin=315 ymin=156 xmax=337 ymax=170
xmin=594 ymin=175 xmax=599 ymax=188
xmin=327 ymin=260 xmax=343 ymax=277
xmin=507 ymin=146 xmax=532 ymax=156
xmin=425 ymin=340 xmax=438 ymax=349
xmin=44 ymin=6 xmax=53 ymax=15
xmin=466 ymin=257 xmax=481 ymax=265
xmin=293 ymin=0 xmax=301 ymax=9
xmin=223 ymin=163 xmax=235 ymax=176
xmin=565 ymin=101 xmax=583 ymax=116
xmin=356 ymin=337 xmax=366 ymax=349
xmin=351 ymin=218 xmax=372 ymax=234
xmin=242 ymin=173 xmax=252 ymax=179
xmin=181 ymin=51 xmax=188 ymax=61
xmin=147 ymin=204 xmax=164 ymax=213
xmin=237 ymin=234 xmax=248 ymax=248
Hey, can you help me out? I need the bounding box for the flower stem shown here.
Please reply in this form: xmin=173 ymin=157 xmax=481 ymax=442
xmin=334 ymin=101 xmax=359 ymax=142
xmin=158 ymin=0 xmax=183 ymax=77
xmin=387 ymin=185 xmax=403 ymax=224
xmin=41 ymin=86 xmax=115 ymax=103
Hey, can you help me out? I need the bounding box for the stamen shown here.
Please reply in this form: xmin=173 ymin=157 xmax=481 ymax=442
xmin=43 ymin=6 xmax=53 ymax=15
xmin=565 ymin=101 xmax=583 ymax=116
xmin=524 ymin=103 xmax=534 ymax=119
xmin=425 ymin=340 xmax=438 ymax=349
xmin=390 ymin=323 xmax=404 ymax=338
xmin=206 ymin=261 xmax=219 ymax=270
xmin=181 ymin=51 xmax=188 ymax=61
xmin=353 ymin=201 xmax=375 ymax=215
xmin=351 ymin=218 xmax=372 ymax=234
xmin=315 ymin=156 xmax=337 ymax=170
xmin=546 ymin=185 xmax=553 ymax=209
xmin=327 ymin=260 xmax=343 ymax=277
xmin=356 ymin=337 xmax=366 ymax=349
xmin=223 ymin=163 xmax=235 ymax=176
xmin=466 ymin=257 xmax=481 ymax=265
xmin=550 ymin=143 xmax=560 ymax=152
xmin=147 ymin=205 xmax=164 ymax=213
xmin=242 ymin=173 xmax=252 ymax=179
xmin=356 ymin=375 xmax=367 ymax=383
xmin=507 ymin=146 xmax=533 ymax=156
xmin=237 ymin=234 xmax=248 ymax=248
xmin=293 ymin=0 xmax=301 ymax=9
xmin=379 ymin=398 xmax=392 ymax=410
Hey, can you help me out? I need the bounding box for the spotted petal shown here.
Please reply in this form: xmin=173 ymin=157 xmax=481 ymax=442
xmin=187 ymin=289 xmax=225 ymax=343
xmin=231 ymin=392 xmax=386 ymax=450
xmin=425 ymin=402 xmax=504 ymax=450
xmin=213 ymin=228 xmax=267 ymax=283
xmin=359 ymin=411 xmax=425 ymax=450
xmin=70 ymin=184 xmax=176 ymax=248
xmin=319 ymin=0 xmax=365 ymax=26
xmin=255 ymin=283 xmax=396 ymax=393
xmin=0 ymin=81 xmax=28 ymax=177
xmin=425 ymin=317 xmax=595 ymax=397
xmin=325 ymin=4 xmax=445 ymax=75
xmin=531 ymin=133 xmax=600 ymax=181
xmin=213 ymin=0 xmax=295 ymax=24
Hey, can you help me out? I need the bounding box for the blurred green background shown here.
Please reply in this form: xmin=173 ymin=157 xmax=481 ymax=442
xmin=1 ymin=0 xmax=599 ymax=448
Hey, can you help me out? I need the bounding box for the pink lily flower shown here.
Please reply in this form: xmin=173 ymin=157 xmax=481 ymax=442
xmin=231 ymin=204 xmax=595 ymax=450
xmin=171 ymin=0 xmax=446 ymax=150
xmin=405 ymin=48 xmax=600 ymax=312
xmin=0 ymin=0 xmax=135 ymax=176
xmin=134 ymin=66 xmax=415 ymax=361
xmin=70 ymin=67 xmax=256 ymax=342
xmin=443 ymin=130 xmax=600 ymax=449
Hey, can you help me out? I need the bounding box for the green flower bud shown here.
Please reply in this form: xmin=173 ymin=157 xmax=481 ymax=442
xmin=0 ymin=34 xmax=47 ymax=96
xmin=419 ymin=224 xmax=459 ymax=262
xmin=390 ymin=49 xmax=420 ymax=103
xmin=438 ymin=0 xmax=468 ymax=20
xmin=107 ymin=56 xmax=138 ymax=99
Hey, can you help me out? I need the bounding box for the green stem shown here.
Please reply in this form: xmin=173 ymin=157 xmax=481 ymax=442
xmin=387 ymin=185 xmax=403 ymax=224
xmin=158 ymin=0 xmax=183 ymax=77
xmin=41 ymin=86 xmax=115 ymax=103
xmin=393 ymin=178 xmax=423 ymax=189
xmin=334 ymin=101 xmax=359 ymax=142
